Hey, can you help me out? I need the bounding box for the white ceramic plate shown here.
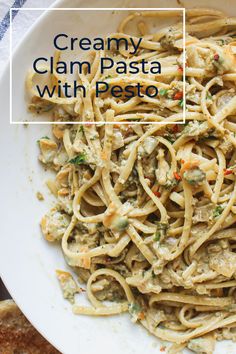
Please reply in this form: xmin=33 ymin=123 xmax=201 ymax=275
xmin=1 ymin=0 xmax=236 ymax=353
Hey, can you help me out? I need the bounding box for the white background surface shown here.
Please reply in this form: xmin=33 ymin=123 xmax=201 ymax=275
xmin=0 ymin=0 xmax=55 ymax=78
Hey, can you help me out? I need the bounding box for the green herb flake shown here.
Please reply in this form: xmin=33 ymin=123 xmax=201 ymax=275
xmin=79 ymin=126 xmax=84 ymax=133
xmin=69 ymin=153 xmax=87 ymax=165
xmin=129 ymin=303 xmax=142 ymax=314
xmin=153 ymin=222 xmax=169 ymax=242
xmin=37 ymin=136 xmax=50 ymax=143
xmin=213 ymin=205 xmax=224 ymax=218
xmin=206 ymin=93 xmax=212 ymax=100
xmin=163 ymin=178 xmax=178 ymax=189
xmin=218 ymin=39 xmax=225 ymax=46
xmin=156 ymin=222 xmax=169 ymax=231
xmin=164 ymin=134 xmax=175 ymax=144
xmin=179 ymin=99 xmax=184 ymax=107
xmin=159 ymin=88 xmax=168 ymax=96
xmin=153 ymin=231 xmax=161 ymax=242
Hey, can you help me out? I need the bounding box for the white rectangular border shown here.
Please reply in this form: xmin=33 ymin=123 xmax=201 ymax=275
xmin=10 ymin=7 xmax=186 ymax=125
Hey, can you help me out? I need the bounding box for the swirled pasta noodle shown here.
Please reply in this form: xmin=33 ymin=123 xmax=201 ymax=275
xmin=36 ymin=8 xmax=236 ymax=354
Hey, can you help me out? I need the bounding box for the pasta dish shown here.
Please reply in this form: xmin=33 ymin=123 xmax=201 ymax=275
xmin=30 ymin=8 xmax=236 ymax=354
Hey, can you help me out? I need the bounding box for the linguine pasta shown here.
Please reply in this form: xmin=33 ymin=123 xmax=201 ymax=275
xmin=34 ymin=8 xmax=236 ymax=354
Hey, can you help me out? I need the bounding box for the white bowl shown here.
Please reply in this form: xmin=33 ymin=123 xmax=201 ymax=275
xmin=1 ymin=0 xmax=236 ymax=353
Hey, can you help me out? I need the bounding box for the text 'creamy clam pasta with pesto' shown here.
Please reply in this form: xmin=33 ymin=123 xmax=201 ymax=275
xmin=36 ymin=8 xmax=236 ymax=354
xmin=26 ymin=9 xmax=184 ymax=123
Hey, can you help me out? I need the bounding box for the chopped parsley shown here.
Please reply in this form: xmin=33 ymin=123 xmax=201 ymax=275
xmin=153 ymin=222 xmax=169 ymax=242
xmin=213 ymin=205 xmax=224 ymax=218
xmin=151 ymin=270 xmax=156 ymax=278
xmin=199 ymin=135 xmax=217 ymax=142
xmin=163 ymin=178 xmax=179 ymax=189
xmin=159 ymin=88 xmax=168 ymax=96
xmin=163 ymin=133 xmax=175 ymax=144
xmin=128 ymin=303 xmax=145 ymax=321
xmin=218 ymin=39 xmax=226 ymax=46
xmin=79 ymin=126 xmax=84 ymax=133
xmin=179 ymin=99 xmax=184 ymax=107
xmin=156 ymin=222 xmax=169 ymax=231
xmin=69 ymin=153 xmax=87 ymax=165
xmin=37 ymin=136 xmax=50 ymax=143
xmin=206 ymin=93 xmax=212 ymax=100
xmin=153 ymin=231 xmax=161 ymax=242
xmin=129 ymin=303 xmax=142 ymax=314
